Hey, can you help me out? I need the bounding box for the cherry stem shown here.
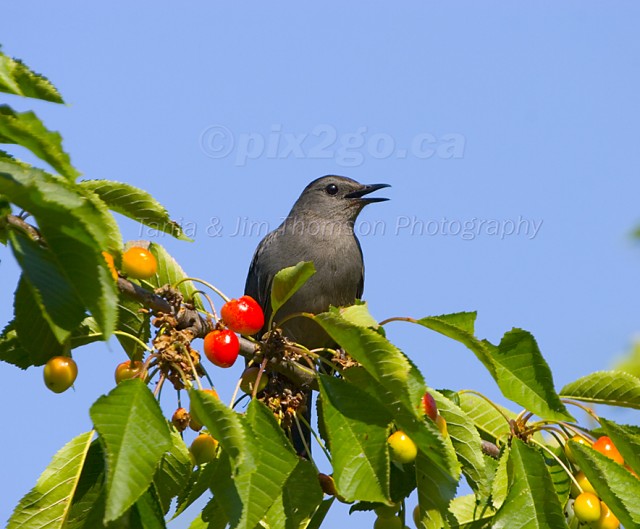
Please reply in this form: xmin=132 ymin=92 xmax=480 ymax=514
xmin=378 ymin=316 xmax=417 ymax=326
xmin=154 ymin=374 xmax=166 ymax=398
xmin=293 ymin=414 xmax=316 ymax=470
xmin=113 ymin=330 xmax=153 ymax=353
xmin=528 ymin=438 xmax=582 ymax=494
xmin=175 ymin=277 xmax=230 ymax=303
xmin=192 ymin=289 xmax=219 ymax=322
xmin=515 ymin=409 xmax=535 ymax=426
xmin=172 ymin=363 xmax=193 ymax=390
xmin=457 ymin=389 xmax=513 ymax=427
xmin=269 ymin=311 xmax=317 ymax=335
xmin=252 ymin=357 xmax=269 ymax=401
xmin=183 ymin=347 xmax=203 ymax=391
xmin=299 ymin=412 xmax=332 ymax=464
xmin=561 ymin=399 xmax=601 ymax=423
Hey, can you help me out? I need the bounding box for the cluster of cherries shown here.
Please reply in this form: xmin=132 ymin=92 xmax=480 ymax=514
xmin=565 ymin=434 xmax=629 ymax=528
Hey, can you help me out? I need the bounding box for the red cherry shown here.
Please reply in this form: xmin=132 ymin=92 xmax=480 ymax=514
xmin=592 ymin=436 xmax=624 ymax=465
xmin=203 ymin=330 xmax=240 ymax=368
xmin=221 ymin=295 xmax=265 ymax=335
xmin=422 ymin=392 xmax=438 ymax=421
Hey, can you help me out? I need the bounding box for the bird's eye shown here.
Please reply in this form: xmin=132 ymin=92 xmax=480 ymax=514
xmin=325 ymin=183 xmax=339 ymax=195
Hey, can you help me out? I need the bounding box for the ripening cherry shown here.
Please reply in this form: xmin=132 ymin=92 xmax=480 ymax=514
xmin=374 ymin=502 xmax=401 ymax=518
xmin=574 ymin=492 xmax=602 ymax=523
xmin=387 ymin=431 xmax=417 ymax=464
xmin=122 ymin=246 xmax=157 ymax=279
xmin=592 ymin=436 xmax=624 ymax=465
xmin=435 ymin=414 xmax=448 ymax=437
xmin=114 ymin=360 xmax=144 ymax=383
xmin=373 ymin=515 xmax=403 ymax=529
xmin=189 ymin=433 xmax=218 ymax=465
xmin=422 ymin=392 xmax=438 ymax=421
xmin=592 ymin=501 xmax=620 ymax=529
xmin=413 ymin=505 xmax=422 ymax=528
xmin=203 ymin=330 xmax=240 ymax=368
xmin=318 ymin=473 xmax=338 ymax=497
xmin=220 ymin=295 xmax=265 ymax=336
xmin=43 ymin=356 xmax=78 ymax=393
xmin=240 ymin=366 xmax=268 ymax=394
xmin=570 ymin=470 xmax=596 ymax=497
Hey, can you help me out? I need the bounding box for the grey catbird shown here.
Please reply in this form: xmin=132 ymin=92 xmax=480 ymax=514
xmin=244 ymin=175 xmax=389 ymax=456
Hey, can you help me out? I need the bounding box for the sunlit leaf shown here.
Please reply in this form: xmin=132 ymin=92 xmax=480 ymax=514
xmin=271 ymin=261 xmax=316 ymax=317
xmin=560 ymin=370 xmax=640 ymax=409
xmin=0 ymin=49 xmax=64 ymax=102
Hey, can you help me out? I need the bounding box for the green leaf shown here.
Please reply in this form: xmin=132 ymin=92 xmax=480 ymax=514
xmin=0 ymin=49 xmax=64 ymax=102
xmin=600 ymin=418 xmax=640 ymax=475
xmin=64 ymin=441 xmax=107 ymax=529
xmin=7 ymin=431 xmax=94 ymax=529
xmin=307 ymin=498 xmax=335 ymax=529
xmin=457 ymin=392 xmax=513 ymax=442
xmin=491 ymin=448 xmax=509 ymax=510
xmin=489 ymin=330 xmax=573 ymax=422
xmin=433 ymin=390 xmax=491 ymax=500
xmin=0 ymin=105 xmax=79 ymax=179
xmin=448 ymin=494 xmax=495 ymax=528
xmin=116 ymin=295 xmax=151 ymax=360
xmin=316 ymin=311 xmax=460 ymax=479
xmin=569 ymin=441 xmax=640 ymax=528
xmin=153 ymin=429 xmax=192 ymax=515
xmin=146 ymin=242 xmax=204 ymax=311
xmin=263 ymin=458 xmax=324 ymax=529
xmin=492 ymin=439 xmax=568 ymax=529
xmin=9 ymin=230 xmax=86 ymax=340
xmin=0 ymin=158 xmax=121 ymax=336
xmin=133 ymin=488 xmax=167 ymax=529
xmin=173 ymin=458 xmax=219 ymax=520
xmin=416 ymin=312 xmax=495 ymax=376
xmin=90 ymin=379 xmax=172 ymax=522
xmin=415 ymin=450 xmax=458 ymax=529
xmin=79 ymin=179 xmax=191 ymax=241
xmin=560 ymin=370 xmax=640 ymax=409
xmin=271 ymin=261 xmax=316 ymax=318
xmin=336 ymin=301 xmax=379 ymax=328
xmin=615 ymin=340 xmax=640 ymax=378
xmin=318 ymin=375 xmax=391 ymax=503
xmin=0 ymin=320 xmax=31 ymax=369
xmin=14 ymin=277 xmax=63 ymax=364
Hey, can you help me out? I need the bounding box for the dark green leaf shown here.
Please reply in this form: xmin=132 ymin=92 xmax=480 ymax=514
xmin=0 ymin=105 xmax=79 ymax=179
xmin=306 ymin=499 xmax=335 ymax=529
xmin=133 ymin=488 xmax=167 ymax=529
xmin=90 ymin=379 xmax=172 ymax=522
xmin=415 ymin=312 xmax=495 ymax=376
xmin=0 ymin=320 xmax=31 ymax=369
xmin=560 ymin=370 xmax=640 ymax=409
xmin=65 ymin=441 xmax=107 ymax=529
xmin=271 ymin=261 xmax=316 ymax=318
xmin=433 ymin=390 xmax=491 ymax=500
xmin=570 ymin=441 xmax=640 ymax=527
xmin=318 ymin=375 xmax=391 ymax=503
xmin=0 ymin=49 xmax=64 ymax=102
xmin=116 ymin=295 xmax=151 ymax=360
xmin=9 ymin=230 xmax=86 ymax=340
xmin=7 ymin=431 xmax=94 ymax=529
xmin=415 ymin=450 xmax=458 ymax=529
xmin=0 ymin=158 xmax=121 ymax=336
xmin=173 ymin=458 xmax=219 ymax=520
xmin=79 ymin=179 xmax=191 ymax=241
xmin=153 ymin=429 xmax=192 ymax=515
xmin=316 ymin=311 xmax=460 ymax=479
xmin=492 ymin=439 xmax=568 ymax=529
xmin=14 ymin=277 xmax=63 ymax=364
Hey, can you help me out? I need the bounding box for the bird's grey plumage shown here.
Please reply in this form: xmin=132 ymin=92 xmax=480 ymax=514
xmin=244 ymin=175 xmax=389 ymax=454
xmin=245 ymin=175 xmax=388 ymax=344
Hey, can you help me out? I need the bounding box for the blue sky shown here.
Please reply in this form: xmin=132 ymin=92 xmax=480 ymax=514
xmin=1 ymin=3 xmax=639 ymax=527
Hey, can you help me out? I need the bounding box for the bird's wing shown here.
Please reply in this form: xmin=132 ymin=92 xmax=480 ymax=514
xmin=354 ymin=235 xmax=365 ymax=299
xmin=244 ymin=230 xmax=278 ymax=334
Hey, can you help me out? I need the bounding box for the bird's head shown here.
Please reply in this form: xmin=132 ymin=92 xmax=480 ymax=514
xmin=289 ymin=175 xmax=390 ymax=223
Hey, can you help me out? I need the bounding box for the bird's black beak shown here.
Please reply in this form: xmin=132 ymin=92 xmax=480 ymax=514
xmin=345 ymin=183 xmax=391 ymax=204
